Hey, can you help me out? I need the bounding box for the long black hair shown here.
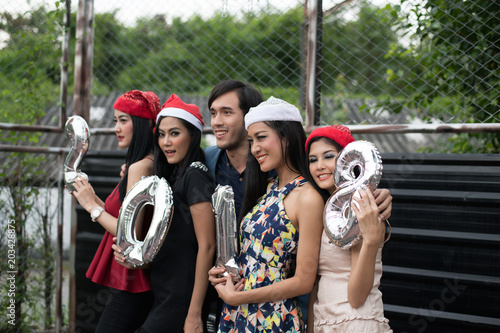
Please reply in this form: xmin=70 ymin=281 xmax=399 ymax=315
xmin=153 ymin=116 xmax=205 ymax=187
xmin=239 ymin=120 xmax=327 ymax=221
xmin=118 ymin=115 xmax=155 ymax=202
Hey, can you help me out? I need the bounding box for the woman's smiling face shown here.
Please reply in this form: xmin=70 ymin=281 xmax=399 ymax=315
xmin=247 ymin=122 xmax=285 ymax=173
xmin=308 ymin=138 xmax=340 ymax=194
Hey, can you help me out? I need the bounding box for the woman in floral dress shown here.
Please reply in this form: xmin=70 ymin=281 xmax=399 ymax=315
xmin=209 ymin=97 xmax=325 ymax=332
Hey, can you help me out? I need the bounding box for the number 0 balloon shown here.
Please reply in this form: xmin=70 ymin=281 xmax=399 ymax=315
xmin=324 ymin=141 xmax=383 ymax=250
xmin=63 ymin=115 xmax=90 ymax=192
xmin=116 ymin=175 xmax=173 ymax=267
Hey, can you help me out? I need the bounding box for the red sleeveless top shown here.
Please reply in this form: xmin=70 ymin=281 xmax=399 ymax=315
xmin=86 ymin=185 xmax=152 ymax=292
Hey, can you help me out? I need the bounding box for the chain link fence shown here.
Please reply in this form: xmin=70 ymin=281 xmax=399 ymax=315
xmin=0 ymin=0 xmax=499 ymax=331
xmin=0 ymin=151 xmax=68 ymax=332
xmin=88 ymin=0 xmax=499 ymax=125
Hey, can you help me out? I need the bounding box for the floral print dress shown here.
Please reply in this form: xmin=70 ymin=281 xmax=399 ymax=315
xmin=218 ymin=176 xmax=307 ymax=333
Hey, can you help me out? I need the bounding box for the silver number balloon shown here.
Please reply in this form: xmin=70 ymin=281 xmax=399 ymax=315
xmin=324 ymin=141 xmax=383 ymax=250
xmin=64 ymin=115 xmax=90 ymax=192
xmin=212 ymin=185 xmax=240 ymax=280
xmin=116 ymin=175 xmax=173 ymax=267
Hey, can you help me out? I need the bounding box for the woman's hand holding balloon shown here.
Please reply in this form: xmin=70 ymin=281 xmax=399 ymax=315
xmin=373 ymin=188 xmax=392 ymax=221
xmin=71 ymin=176 xmax=99 ymax=212
xmin=111 ymin=237 xmax=138 ymax=270
xmin=351 ymin=188 xmax=385 ymax=247
xmin=208 ymin=265 xmax=228 ymax=287
xmin=214 ymin=275 xmax=245 ymax=306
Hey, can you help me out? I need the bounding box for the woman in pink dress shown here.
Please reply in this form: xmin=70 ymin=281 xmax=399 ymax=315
xmin=306 ymin=125 xmax=393 ymax=333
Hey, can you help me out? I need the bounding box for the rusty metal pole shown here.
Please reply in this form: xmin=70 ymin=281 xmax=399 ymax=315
xmin=305 ymin=0 xmax=323 ymax=132
xmin=70 ymin=1 xmax=94 ymax=332
xmin=55 ymin=2 xmax=71 ymax=331
xmin=56 ymin=152 xmax=65 ymax=333
xmin=59 ymin=0 xmax=71 ymax=129
xmin=72 ymin=0 xmax=94 ymax=121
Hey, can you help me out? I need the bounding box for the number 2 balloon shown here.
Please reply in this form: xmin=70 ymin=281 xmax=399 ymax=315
xmin=64 ymin=115 xmax=90 ymax=192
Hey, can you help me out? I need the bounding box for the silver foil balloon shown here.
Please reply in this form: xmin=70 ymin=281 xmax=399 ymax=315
xmin=212 ymin=185 xmax=240 ymax=280
xmin=64 ymin=115 xmax=90 ymax=192
xmin=116 ymin=175 xmax=173 ymax=267
xmin=324 ymin=141 xmax=383 ymax=250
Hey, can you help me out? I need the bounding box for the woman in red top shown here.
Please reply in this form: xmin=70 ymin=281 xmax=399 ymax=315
xmin=71 ymin=90 xmax=160 ymax=332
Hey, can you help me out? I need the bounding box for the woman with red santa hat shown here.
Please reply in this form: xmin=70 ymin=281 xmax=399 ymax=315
xmin=71 ymin=90 xmax=160 ymax=332
xmin=114 ymin=94 xmax=216 ymax=333
xmin=305 ymin=125 xmax=392 ymax=333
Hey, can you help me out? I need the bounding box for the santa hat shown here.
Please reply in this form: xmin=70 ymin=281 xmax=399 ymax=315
xmin=113 ymin=90 xmax=160 ymax=120
xmin=156 ymin=94 xmax=204 ymax=132
xmin=305 ymin=125 xmax=355 ymax=152
xmin=244 ymin=96 xmax=303 ymax=130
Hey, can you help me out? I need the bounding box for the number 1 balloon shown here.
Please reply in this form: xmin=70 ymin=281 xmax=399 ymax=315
xmin=116 ymin=175 xmax=174 ymax=267
xmin=64 ymin=115 xmax=90 ymax=192
xmin=324 ymin=141 xmax=383 ymax=250
xmin=212 ymin=185 xmax=240 ymax=280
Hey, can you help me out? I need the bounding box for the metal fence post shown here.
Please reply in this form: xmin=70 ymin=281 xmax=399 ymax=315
xmin=305 ymin=0 xmax=323 ymax=131
xmin=73 ymin=0 xmax=94 ymax=121
xmin=71 ymin=1 xmax=94 ymax=331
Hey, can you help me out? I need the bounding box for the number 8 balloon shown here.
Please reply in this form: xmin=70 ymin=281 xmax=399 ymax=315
xmin=116 ymin=175 xmax=174 ymax=267
xmin=64 ymin=115 xmax=90 ymax=192
xmin=324 ymin=141 xmax=383 ymax=250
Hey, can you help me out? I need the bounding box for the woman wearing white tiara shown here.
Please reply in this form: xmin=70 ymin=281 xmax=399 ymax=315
xmin=208 ymin=97 xmax=325 ymax=332
xmin=305 ymin=125 xmax=392 ymax=332
xmin=114 ymin=94 xmax=216 ymax=332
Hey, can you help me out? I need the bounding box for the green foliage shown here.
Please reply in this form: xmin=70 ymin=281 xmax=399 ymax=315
xmin=384 ymin=0 xmax=500 ymax=153
xmin=0 ymin=5 xmax=63 ymax=124
xmin=91 ymin=6 xmax=305 ymax=95
xmin=0 ymin=2 xmax=64 ymax=331
xmin=322 ymin=1 xmax=400 ymax=96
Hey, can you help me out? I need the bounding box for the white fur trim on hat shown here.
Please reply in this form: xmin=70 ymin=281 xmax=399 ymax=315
xmin=156 ymin=107 xmax=204 ymax=132
xmin=244 ymin=96 xmax=303 ymax=130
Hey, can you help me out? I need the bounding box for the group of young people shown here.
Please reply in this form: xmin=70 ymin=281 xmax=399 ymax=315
xmin=70 ymin=79 xmax=393 ymax=332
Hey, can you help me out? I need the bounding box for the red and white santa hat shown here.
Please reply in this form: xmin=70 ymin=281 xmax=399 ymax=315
xmin=156 ymin=94 xmax=204 ymax=131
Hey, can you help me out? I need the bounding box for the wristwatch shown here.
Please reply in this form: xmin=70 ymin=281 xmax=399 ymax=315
xmin=90 ymin=206 xmax=105 ymax=222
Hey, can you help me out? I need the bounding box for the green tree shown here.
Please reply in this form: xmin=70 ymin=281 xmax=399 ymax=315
xmin=385 ymin=0 xmax=500 ymax=153
xmin=109 ymin=6 xmax=305 ymax=99
xmin=322 ymin=1 xmax=400 ymax=96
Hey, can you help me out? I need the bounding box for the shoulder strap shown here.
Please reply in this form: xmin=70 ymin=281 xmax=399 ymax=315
xmin=280 ymin=176 xmax=307 ymax=197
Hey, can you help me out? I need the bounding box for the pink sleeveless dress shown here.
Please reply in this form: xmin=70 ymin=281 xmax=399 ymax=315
xmin=313 ymin=231 xmax=392 ymax=332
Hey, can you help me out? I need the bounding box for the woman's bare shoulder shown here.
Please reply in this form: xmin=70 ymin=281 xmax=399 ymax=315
xmin=128 ymin=156 xmax=154 ymax=175
xmin=291 ymin=181 xmax=324 ymax=206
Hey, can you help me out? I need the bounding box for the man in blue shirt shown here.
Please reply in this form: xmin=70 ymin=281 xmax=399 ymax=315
xmin=205 ymin=79 xmax=264 ymax=217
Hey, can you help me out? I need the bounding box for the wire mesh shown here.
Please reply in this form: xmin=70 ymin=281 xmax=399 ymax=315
xmin=0 ymin=151 xmax=68 ymax=332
